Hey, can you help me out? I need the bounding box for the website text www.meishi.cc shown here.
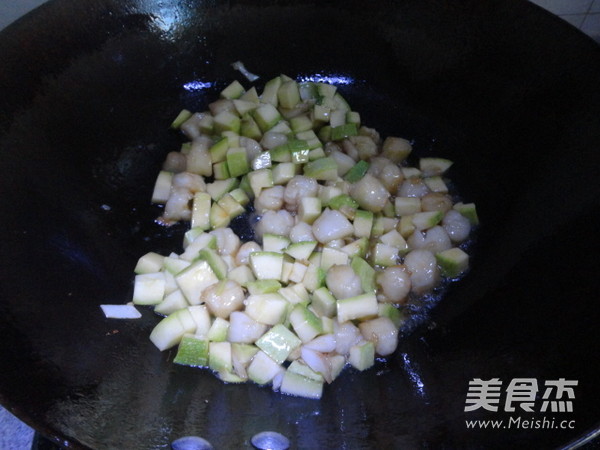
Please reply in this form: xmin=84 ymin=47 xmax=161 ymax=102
xmin=465 ymin=416 xmax=576 ymax=430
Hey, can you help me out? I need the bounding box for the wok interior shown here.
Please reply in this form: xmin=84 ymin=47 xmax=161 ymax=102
xmin=0 ymin=0 xmax=599 ymax=448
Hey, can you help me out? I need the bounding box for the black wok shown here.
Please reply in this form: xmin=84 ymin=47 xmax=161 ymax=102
xmin=1 ymin=0 xmax=599 ymax=448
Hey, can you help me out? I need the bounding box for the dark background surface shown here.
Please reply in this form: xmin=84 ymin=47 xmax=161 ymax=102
xmin=1 ymin=0 xmax=599 ymax=448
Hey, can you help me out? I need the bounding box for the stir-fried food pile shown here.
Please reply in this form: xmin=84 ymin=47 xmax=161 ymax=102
xmin=125 ymin=75 xmax=478 ymax=399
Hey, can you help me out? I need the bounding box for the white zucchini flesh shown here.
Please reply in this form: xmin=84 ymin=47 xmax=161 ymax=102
xmin=101 ymin=304 xmax=141 ymax=319
xmin=124 ymin=74 xmax=477 ymax=400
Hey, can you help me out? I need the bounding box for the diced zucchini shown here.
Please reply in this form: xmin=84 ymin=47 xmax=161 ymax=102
xmin=299 ymin=81 xmax=318 ymax=101
xmin=183 ymin=227 xmax=204 ymax=248
xmin=270 ymin=120 xmax=292 ymax=134
xmin=154 ymin=289 xmax=188 ymax=316
xmin=240 ymin=114 xmax=263 ymax=140
xmin=312 ymin=104 xmax=331 ymax=124
xmin=346 ymin=110 xmax=360 ymax=126
xmin=320 ymin=247 xmax=349 ymax=271
xmin=285 ymin=241 xmax=317 ymax=261
xmin=289 ymin=139 xmax=311 ymax=164
xmin=317 ymin=82 xmax=337 ymax=98
xmin=277 ymin=80 xmax=301 ymax=109
xmin=207 ymin=317 xmax=230 ymax=342
xmin=100 ymin=304 xmax=141 ymax=319
xmin=247 ymin=168 xmax=273 ymax=197
xmin=378 ymin=216 xmax=399 ymax=234
xmin=227 ymin=265 xmax=255 ymax=286
xmin=379 ymin=229 xmax=409 ymax=254
xmin=333 ymin=92 xmax=350 ymax=111
xmin=174 ymin=334 xmax=209 ymax=367
xmin=370 ymin=243 xmax=399 ymax=267
xmin=348 ymin=341 xmax=375 ymax=371
xmin=412 ymin=211 xmax=443 ymax=230
xmin=298 ymin=197 xmax=322 ymax=224
xmin=436 ymin=247 xmax=469 ymax=278
xmin=187 ymin=143 xmax=213 ymax=177
xmin=229 ymin=188 xmax=250 ymax=206
xmin=191 ymin=192 xmax=211 ymax=230
xmin=233 ymin=99 xmax=259 ymax=116
xmin=209 ymin=341 xmax=233 ymax=373
xmin=289 ymin=305 xmax=322 ymax=343
xmin=398 ymin=215 xmax=416 ymax=238
xmin=330 ymin=123 xmax=358 ymax=141
xmin=180 ymin=232 xmax=216 ymax=262
xmin=209 ymin=137 xmax=229 ymax=163
xmin=249 ymin=251 xmax=284 ymax=280
xmin=353 ymin=210 xmax=374 ymax=238
xmin=247 ymin=350 xmax=284 ymax=385
xmin=317 ymin=125 xmax=332 ymax=142
xmin=231 ymin=343 xmax=259 ymax=367
xmin=213 ymin=110 xmax=241 ymax=134
xmin=197 ymin=248 xmax=228 ymax=280
xmin=321 ymin=316 xmax=335 ymax=335
xmin=340 ymin=237 xmax=369 ymax=258
xmin=453 ymin=202 xmax=479 ymax=225
xmin=134 ymin=252 xmax=165 ymax=274
xmin=395 ymin=197 xmax=421 ymax=216
xmin=246 ymin=279 xmax=282 ymax=295
xmin=311 ymin=287 xmax=337 ymax=318
xmin=329 ymin=109 xmax=347 ymax=128
xmin=308 ymin=147 xmax=326 ymax=161
xmin=303 ymin=157 xmax=338 ymax=181
xmin=287 ymin=360 xmax=324 ymax=382
xmin=151 ymin=171 xmax=173 ymax=204
xmin=170 ymin=109 xmax=193 ymax=129
xmin=419 ymin=157 xmax=453 ymax=176
xmin=175 ymin=260 xmax=219 ymax=305
xmin=262 ymin=234 xmax=290 ymax=253
xmin=289 ymin=114 xmax=313 ymax=133
xmin=280 ymin=261 xmax=294 ymax=285
xmin=330 ymin=354 xmax=347 ymax=381
xmin=217 ymin=193 xmax=245 ymax=219
xmin=239 ymin=86 xmax=259 ymax=102
xmin=272 ymin=162 xmax=296 ymax=185
xmin=163 ymin=270 xmax=179 ymax=296
xmin=256 ymin=324 xmax=302 ymax=364
xmin=278 ymin=282 xmax=309 ymax=304
xmin=132 ymin=272 xmax=165 ymax=305
xmin=287 ymin=262 xmax=308 ymax=284
xmin=301 ymin=263 xmax=326 ymax=292
xmin=423 ymin=176 xmax=448 ymax=193
xmin=206 ymin=178 xmax=239 ymax=201
xmin=280 ymin=370 xmax=323 ymax=399
xmin=270 ymin=143 xmax=292 ymax=163
xmin=350 ymin=256 xmax=376 ymax=293
xmin=260 ymin=76 xmax=283 ymax=106
xmin=343 ymin=160 xmax=370 ymax=183
xmin=329 ymin=194 xmax=359 ymax=211
xmin=210 ymin=202 xmax=230 ymax=229
xmin=251 ymin=103 xmax=282 ymax=132
xmin=337 ymin=293 xmax=378 ymax=323
xmin=149 ymin=308 xmax=196 ymax=351
xmin=212 ymin=161 xmax=230 ymax=180
xmin=295 ymin=129 xmax=321 ymax=149
xmin=251 ymin=150 xmax=272 ymax=170
xmin=245 ymin=293 xmax=288 ymax=325
xmin=226 ymin=147 xmax=250 ymax=178
xmin=401 ymin=166 xmax=422 ymax=178
xmin=220 ymin=80 xmax=245 ymax=99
